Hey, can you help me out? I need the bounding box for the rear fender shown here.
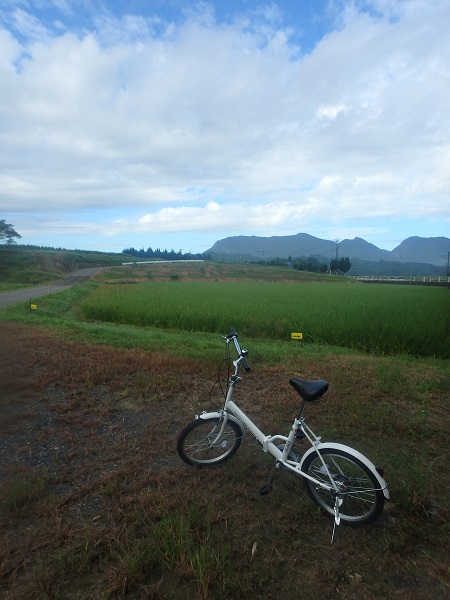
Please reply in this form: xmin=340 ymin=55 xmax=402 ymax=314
xmin=299 ymin=442 xmax=390 ymax=500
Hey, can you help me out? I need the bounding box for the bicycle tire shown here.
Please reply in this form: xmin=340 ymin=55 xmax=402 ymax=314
xmin=177 ymin=417 xmax=243 ymax=466
xmin=301 ymin=447 xmax=384 ymax=525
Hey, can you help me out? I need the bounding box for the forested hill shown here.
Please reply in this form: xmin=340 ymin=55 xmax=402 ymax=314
xmin=207 ymin=234 xmax=449 ymax=267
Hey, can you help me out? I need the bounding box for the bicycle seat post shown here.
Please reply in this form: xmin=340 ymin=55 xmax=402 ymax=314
xmin=297 ymin=399 xmax=307 ymax=419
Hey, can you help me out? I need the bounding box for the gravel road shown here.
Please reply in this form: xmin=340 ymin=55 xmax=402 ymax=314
xmin=0 ymin=267 xmax=106 ymax=308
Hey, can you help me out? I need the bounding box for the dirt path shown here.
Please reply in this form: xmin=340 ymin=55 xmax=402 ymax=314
xmin=0 ymin=267 xmax=106 ymax=308
xmin=0 ymin=324 xmax=61 ymax=476
xmin=0 ymin=321 xmax=187 ymax=479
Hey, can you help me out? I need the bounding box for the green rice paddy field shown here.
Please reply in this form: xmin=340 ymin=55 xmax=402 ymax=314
xmin=80 ymin=281 xmax=450 ymax=359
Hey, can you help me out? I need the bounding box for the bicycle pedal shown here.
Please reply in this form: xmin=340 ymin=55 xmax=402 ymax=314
xmin=259 ymin=484 xmax=273 ymax=496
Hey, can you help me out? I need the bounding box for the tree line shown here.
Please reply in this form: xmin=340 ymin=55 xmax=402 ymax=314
xmin=122 ymin=247 xmax=211 ymax=261
xmin=259 ymin=255 xmax=351 ymax=274
xmin=330 ymin=257 xmax=351 ymax=273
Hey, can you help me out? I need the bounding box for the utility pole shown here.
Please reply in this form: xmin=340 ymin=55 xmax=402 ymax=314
xmin=447 ymin=252 xmax=449 ymax=277
xmin=334 ymin=238 xmax=339 ymax=275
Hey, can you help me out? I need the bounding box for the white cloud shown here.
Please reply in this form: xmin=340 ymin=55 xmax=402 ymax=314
xmin=0 ymin=0 xmax=449 ymax=250
xmin=316 ymin=104 xmax=347 ymax=119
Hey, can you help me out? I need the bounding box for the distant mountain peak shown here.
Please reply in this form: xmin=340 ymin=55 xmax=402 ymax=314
xmin=207 ymin=233 xmax=449 ymax=267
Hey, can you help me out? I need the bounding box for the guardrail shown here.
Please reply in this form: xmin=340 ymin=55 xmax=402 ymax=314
xmin=349 ymin=275 xmax=449 ymax=284
xmin=122 ymin=260 xmax=205 ymax=266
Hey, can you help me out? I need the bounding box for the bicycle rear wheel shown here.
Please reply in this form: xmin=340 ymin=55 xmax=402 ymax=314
xmin=177 ymin=417 xmax=243 ymax=466
xmin=301 ymin=448 xmax=384 ymax=525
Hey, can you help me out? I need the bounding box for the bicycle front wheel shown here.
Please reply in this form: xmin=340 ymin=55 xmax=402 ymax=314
xmin=301 ymin=448 xmax=384 ymax=525
xmin=177 ymin=417 xmax=243 ymax=466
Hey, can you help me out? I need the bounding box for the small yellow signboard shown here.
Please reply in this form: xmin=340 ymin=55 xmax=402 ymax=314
xmin=30 ymin=304 xmax=37 ymax=310
xmin=291 ymin=332 xmax=303 ymax=340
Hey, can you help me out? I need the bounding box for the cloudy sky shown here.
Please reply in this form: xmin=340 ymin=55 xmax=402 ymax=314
xmin=1 ymin=0 xmax=449 ymax=254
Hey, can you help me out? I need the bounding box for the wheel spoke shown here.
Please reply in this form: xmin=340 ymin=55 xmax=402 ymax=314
xmin=177 ymin=418 xmax=243 ymax=466
xmin=302 ymin=449 xmax=384 ymax=524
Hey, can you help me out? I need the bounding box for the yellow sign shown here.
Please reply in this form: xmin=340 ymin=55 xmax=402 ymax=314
xmin=291 ymin=332 xmax=303 ymax=340
xmin=30 ymin=303 xmax=37 ymax=310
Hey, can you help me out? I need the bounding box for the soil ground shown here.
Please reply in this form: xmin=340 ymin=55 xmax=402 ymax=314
xmin=0 ymin=322 xmax=448 ymax=599
xmin=0 ymin=322 xmax=197 ymax=598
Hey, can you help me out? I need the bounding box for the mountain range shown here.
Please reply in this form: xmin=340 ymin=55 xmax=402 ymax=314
xmin=206 ymin=234 xmax=450 ymax=275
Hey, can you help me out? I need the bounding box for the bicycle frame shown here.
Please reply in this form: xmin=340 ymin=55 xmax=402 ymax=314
xmin=200 ymin=370 xmax=337 ymax=492
xmin=197 ymin=337 xmax=389 ymax=500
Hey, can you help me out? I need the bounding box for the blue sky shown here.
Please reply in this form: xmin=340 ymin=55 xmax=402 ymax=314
xmin=1 ymin=0 xmax=449 ymax=254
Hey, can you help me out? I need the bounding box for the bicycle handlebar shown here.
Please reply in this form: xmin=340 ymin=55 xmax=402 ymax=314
xmin=227 ymin=326 xmax=251 ymax=372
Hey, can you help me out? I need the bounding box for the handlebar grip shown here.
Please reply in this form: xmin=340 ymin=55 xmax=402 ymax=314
xmin=227 ymin=326 xmax=251 ymax=372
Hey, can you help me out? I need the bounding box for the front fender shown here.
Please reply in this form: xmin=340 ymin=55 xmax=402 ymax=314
xmin=196 ymin=411 xmax=245 ymax=435
xmin=299 ymin=442 xmax=390 ymax=500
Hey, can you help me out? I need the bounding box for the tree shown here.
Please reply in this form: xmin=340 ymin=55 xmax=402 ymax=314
xmin=330 ymin=257 xmax=352 ymax=274
xmin=0 ymin=220 xmax=21 ymax=245
xmin=340 ymin=257 xmax=351 ymax=274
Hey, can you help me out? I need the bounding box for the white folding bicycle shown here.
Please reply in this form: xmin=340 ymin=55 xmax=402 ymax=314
xmin=177 ymin=327 xmax=389 ymax=535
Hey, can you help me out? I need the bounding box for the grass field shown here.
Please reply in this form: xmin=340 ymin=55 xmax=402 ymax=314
xmin=0 ymin=262 xmax=449 ymax=599
xmin=79 ymin=279 xmax=449 ymax=358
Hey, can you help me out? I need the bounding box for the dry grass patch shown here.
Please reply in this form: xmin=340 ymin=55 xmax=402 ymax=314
xmin=0 ymin=322 xmax=448 ymax=599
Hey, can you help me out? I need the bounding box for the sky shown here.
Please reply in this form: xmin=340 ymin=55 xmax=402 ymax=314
xmin=0 ymin=0 xmax=449 ymax=254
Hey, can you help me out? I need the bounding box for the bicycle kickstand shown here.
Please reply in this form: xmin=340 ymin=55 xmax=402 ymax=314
xmin=331 ymin=495 xmax=343 ymax=544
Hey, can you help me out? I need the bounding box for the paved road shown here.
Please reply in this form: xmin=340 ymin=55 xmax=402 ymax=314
xmin=0 ymin=267 xmax=106 ymax=308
